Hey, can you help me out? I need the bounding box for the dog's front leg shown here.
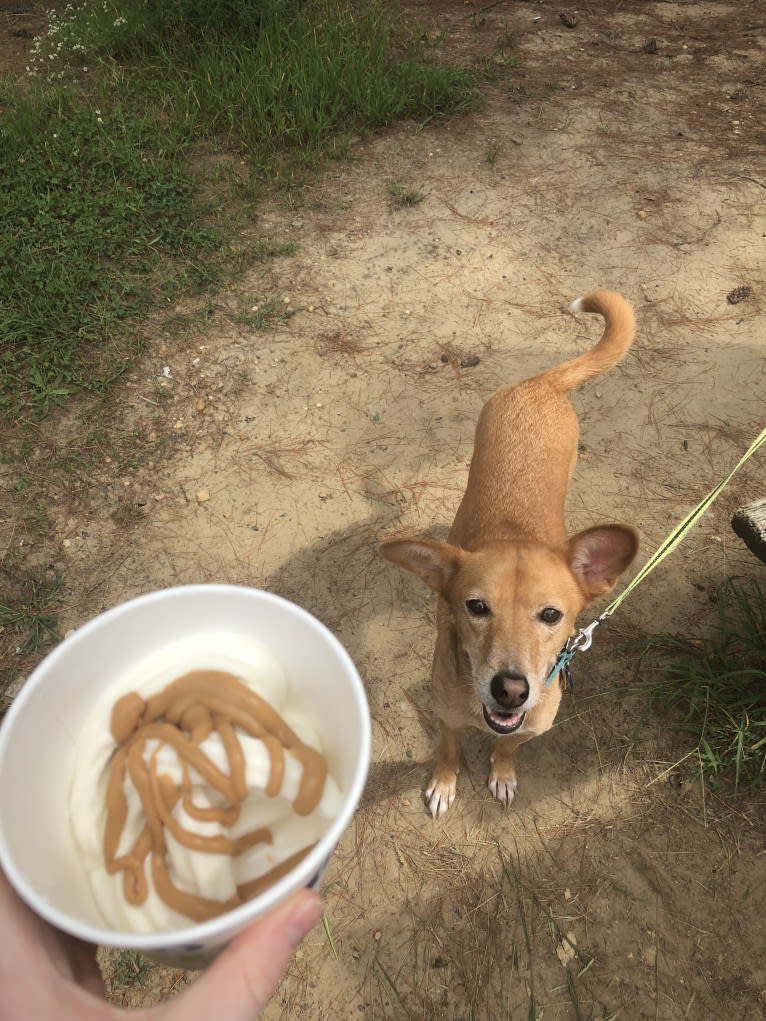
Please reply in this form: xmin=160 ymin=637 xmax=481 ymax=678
xmin=425 ymin=720 xmax=461 ymax=819
xmin=489 ymin=734 xmax=533 ymax=807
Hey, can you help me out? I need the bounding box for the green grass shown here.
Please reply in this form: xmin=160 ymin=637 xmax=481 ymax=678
xmin=0 ymin=88 xmax=221 ymax=419
xmin=636 ymin=577 xmax=766 ymax=794
xmin=386 ymin=180 xmax=427 ymax=208
xmin=1 ymin=0 xmax=481 ymax=422
xmin=0 ymin=568 xmax=63 ymax=660
xmin=109 ymin=949 xmax=152 ymax=989
xmin=28 ymin=0 xmax=478 ymax=166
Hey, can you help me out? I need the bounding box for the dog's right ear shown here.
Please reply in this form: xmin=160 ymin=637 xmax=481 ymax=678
xmin=379 ymin=539 xmax=465 ymax=595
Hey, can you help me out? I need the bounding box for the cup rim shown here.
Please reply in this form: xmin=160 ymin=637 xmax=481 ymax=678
xmin=0 ymin=584 xmax=371 ymax=951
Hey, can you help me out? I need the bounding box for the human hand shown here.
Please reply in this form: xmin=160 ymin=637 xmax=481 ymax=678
xmin=0 ymin=870 xmax=323 ymax=1020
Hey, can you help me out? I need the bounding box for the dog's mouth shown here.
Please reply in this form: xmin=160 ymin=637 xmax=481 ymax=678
xmin=482 ymin=705 xmax=527 ymax=735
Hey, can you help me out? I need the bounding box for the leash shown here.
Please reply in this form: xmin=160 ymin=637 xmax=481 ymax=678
xmin=546 ymin=425 xmax=766 ymax=690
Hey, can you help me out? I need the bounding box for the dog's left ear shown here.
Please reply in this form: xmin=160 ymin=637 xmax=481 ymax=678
xmin=379 ymin=538 xmax=465 ymax=595
xmin=565 ymin=524 xmax=639 ymax=600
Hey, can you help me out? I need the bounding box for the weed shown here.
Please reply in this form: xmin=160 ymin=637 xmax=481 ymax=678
xmin=110 ymin=949 xmax=152 ymax=988
xmin=634 ymin=577 xmax=766 ymax=792
xmin=485 ymin=144 xmax=499 ymax=166
xmin=489 ymin=28 xmax=519 ymax=70
xmin=387 ymin=181 xmax=427 ymax=208
xmin=227 ymin=298 xmax=296 ymax=330
xmin=321 ymin=914 xmax=338 ymax=959
xmin=0 ymin=569 xmax=63 ymax=659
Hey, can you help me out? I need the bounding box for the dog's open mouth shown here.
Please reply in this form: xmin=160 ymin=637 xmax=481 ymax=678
xmin=482 ymin=705 xmax=527 ymax=735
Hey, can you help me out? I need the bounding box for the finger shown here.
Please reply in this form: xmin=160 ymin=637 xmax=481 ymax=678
xmin=157 ymin=890 xmax=324 ymax=1021
xmin=0 ymin=870 xmax=110 ymax=1016
xmin=54 ymin=932 xmax=106 ymax=997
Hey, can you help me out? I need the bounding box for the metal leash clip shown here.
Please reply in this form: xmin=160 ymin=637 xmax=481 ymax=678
xmin=545 ymin=614 xmax=605 ymax=690
xmin=568 ymin=616 xmax=603 ymax=653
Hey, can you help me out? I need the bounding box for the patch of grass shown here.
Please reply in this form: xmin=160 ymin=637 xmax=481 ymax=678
xmin=110 ymin=949 xmax=152 ymax=989
xmin=636 ymin=577 xmax=766 ymax=793
xmin=0 ymin=568 xmax=63 ymax=661
xmin=387 ymin=181 xmax=427 ymax=208
xmin=227 ymin=296 xmax=297 ymax=330
xmin=0 ymin=86 xmax=221 ymax=421
xmin=28 ymin=0 xmax=480 ymax=167
xmin=2 ymin=0 xmax=482 ymax=423
xmin=489 ymin=28 xmax=519 ymax=70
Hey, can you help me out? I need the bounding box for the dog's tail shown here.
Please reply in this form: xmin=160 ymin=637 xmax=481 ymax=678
xmin=541 ymin=290 xmax=635 ymax=393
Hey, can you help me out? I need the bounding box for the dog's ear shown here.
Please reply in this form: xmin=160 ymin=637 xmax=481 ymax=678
xmin=565 ymin=524 xmax=639 ymax=600
xmin=379 ymin=538 xmax=465 ymax=595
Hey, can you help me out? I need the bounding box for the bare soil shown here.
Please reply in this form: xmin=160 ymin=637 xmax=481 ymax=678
xmin=2 ymin=1 xmax=766 ymax=1018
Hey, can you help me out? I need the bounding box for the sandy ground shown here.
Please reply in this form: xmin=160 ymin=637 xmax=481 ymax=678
xmin=3 ymin=0 xmax=766 ymax=1018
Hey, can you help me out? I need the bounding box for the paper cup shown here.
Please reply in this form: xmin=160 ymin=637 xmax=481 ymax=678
xmin=0 ymin=585 xmax=370 ymax=968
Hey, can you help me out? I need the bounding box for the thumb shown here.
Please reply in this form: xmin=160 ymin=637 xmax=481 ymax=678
xmin=157 ymin=891 xmax=324 ymax=1021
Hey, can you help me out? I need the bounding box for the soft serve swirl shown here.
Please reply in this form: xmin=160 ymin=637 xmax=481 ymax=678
xmin=70 ymin=633 xmax=342 ymax=932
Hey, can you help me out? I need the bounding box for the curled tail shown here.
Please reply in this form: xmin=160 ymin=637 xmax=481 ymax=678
xmin=541 ymin=290 xmax=635 ymax=393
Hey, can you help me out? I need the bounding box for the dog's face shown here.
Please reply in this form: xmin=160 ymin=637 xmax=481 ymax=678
xmin=380 ymin=525 xmax=638 ymax=733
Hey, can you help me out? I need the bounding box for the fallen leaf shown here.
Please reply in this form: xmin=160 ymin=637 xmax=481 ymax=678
xmin=556 ymin=931 xmax=577 ymax=966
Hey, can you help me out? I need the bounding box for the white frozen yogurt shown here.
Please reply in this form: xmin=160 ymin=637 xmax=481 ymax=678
xmin=70 ymin=632 xmax=342 ymax=932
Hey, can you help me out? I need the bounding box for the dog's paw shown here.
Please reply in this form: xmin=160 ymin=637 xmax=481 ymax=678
xmin=488 ymin=773 xmax=518 ymax=808
xmin=425 ymin=776 xmax=456 ymax=819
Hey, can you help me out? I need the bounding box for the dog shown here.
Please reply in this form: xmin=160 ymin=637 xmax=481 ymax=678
xmin=380 ymin=290 xmax=639 ymax=818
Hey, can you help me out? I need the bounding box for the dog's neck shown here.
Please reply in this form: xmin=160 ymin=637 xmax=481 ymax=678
xmin=450 ymin=517 xmax=568 ymax=551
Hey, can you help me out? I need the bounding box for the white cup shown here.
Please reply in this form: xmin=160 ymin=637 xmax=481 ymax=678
xmin=0 ymin=585 xmax=370 ymax=969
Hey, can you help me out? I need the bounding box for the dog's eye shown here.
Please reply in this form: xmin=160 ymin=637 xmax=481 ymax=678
xmin=539 ymin=607 xmax=563 ymax=625
xmin=466 ymin=598 xmax=491 ymax=617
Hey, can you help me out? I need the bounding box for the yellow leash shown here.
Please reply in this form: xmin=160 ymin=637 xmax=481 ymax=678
xmin=546 ymin=425 xmax=766 ymax=688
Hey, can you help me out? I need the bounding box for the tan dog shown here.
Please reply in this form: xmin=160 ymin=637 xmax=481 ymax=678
xmin=380 ymin=291 xmax=639 ymax=818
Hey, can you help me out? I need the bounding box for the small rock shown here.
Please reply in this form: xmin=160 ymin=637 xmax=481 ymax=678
xmin=196 ymin=489 xmax=210 ymax=504
xmin=195 ymin=398 xmax=206 ymax=413
xmin=637 ymin=209 xmax=648 ymax=220
xmin=560 ymin=10 xmax=578 ymax=28
xmin=460 ymin=355 xmax=481 ymax=369
xmin=642 ymin=38 xmax=658 ymax=54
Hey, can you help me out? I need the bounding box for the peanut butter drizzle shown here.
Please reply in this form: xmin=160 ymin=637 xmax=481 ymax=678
xmin=104 ymin=670 xmax=328 ymax=922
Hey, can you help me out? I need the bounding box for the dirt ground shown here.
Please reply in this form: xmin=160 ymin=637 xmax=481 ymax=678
xmin=3 ymin=0 xmax=766 ymax=1018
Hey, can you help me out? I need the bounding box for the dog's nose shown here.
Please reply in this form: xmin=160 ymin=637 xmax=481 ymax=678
xmin=490 ymin=671 xmax=529 ymax=709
